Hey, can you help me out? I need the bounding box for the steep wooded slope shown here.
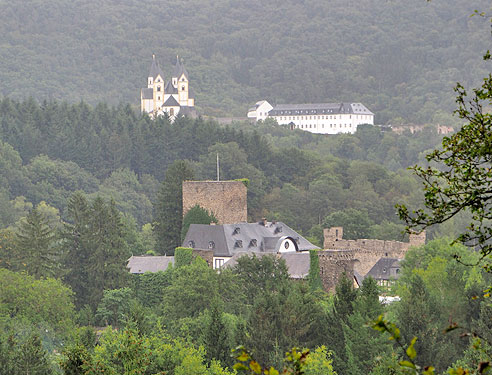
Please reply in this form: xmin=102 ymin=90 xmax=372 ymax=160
xmin=0 ymin=0 xmax=489 ymax=122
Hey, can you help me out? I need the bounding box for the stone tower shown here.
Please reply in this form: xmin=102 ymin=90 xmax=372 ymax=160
xmin=182 ymin=180 xmax=247 ymax=224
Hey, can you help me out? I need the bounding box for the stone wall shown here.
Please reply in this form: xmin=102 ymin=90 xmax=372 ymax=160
xmin=317 ymin=249 xmax=356 ymax=293
xmin=323 ymin=227 xmax=426 ymax=276
xmin=182 ymin=180 xmax=247 ymax=224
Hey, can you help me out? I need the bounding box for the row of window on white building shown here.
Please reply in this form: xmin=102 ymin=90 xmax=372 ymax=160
xmin=273 ymin=114 xmax=371 ymax=121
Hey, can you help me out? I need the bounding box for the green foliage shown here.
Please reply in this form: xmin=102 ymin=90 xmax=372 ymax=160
xmin=154 ymin=160 xmax=195 ymax=255
xmin=95 ymin=288 xmax=134 ymax=328
xmin=323 ymin=208 xmax=373 ymax=240
xmin=162 ymin=256 xmax=219 ymax=322
xmin=308 ymin=250 xmax=323 ymax=292
xmin=181 ymin=204 xmax=218 ymax=241
xmin=0 ymin=268 xmax=75 ymax=340
xmin=12 ymin=206 xmax=60 ymax=278
xmin=63 ymin=192 xmax=130 ymax=310
xmin=175 ymin=247 xmax=194 ymax=268
xmin=131 ymin=270 xmax=172 ymax=309
xmin=0 ymin=333 xmax=54 ymax=375
xmin=397 ymin=54 xmax=492 ymax=271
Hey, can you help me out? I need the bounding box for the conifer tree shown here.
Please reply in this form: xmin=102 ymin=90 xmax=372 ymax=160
xmin=63 ymin=192 xmax=130 ymax=309
xmin=153 ymin=160 xmax=194 ymax=255
xmin=14 ymin=206 xmax=58 ymax=278
xmin=203 ymin=298 xmax=230 ymax=366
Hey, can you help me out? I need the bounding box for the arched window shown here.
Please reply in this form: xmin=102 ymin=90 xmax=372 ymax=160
xmin=170 ymin=108 xmax=174 ymax=116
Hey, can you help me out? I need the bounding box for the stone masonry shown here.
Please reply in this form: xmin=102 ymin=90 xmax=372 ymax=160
xmin=317 ymin=249 xmax=357 ymax=293
xmin=323 ymin=227 xmax=426 ymax=276
xmin=182 ymin=180 xmax=248 ymax=225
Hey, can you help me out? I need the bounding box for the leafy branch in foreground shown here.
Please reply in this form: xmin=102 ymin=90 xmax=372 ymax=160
xmin=233 ymin=346 xmax=309 ymax=375
xmin=397 ymin=52 xmax=492 ymax=269
xmin=371 ymin=315 xmax=492 ymax=375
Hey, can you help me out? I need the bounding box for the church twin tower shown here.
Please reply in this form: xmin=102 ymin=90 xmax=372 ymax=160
xmin=140 ymin=55 xmax=195 ymax=119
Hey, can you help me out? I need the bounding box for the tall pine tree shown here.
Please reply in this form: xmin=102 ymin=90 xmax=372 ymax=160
xmin=153 ymin=160 xmax=194 ymax=255
xmin=13 ymin=207 xmax=58 ymax=278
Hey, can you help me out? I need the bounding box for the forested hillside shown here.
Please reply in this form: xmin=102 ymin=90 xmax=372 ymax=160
xmin=0 ymin=98 xmax=453 ymax=246
xmin=0 ymin=0 xmax=489 ymax=123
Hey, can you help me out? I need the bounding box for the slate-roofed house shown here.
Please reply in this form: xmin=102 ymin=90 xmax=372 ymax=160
xmin=247 ymin=100 xmax=374 ymax=134
xmin=182 ymin=220 xmax=319 ymax=269
xmin=141 ymin=55 xmax=196 ymax=120
xmin=365 ymin=258 xmax=402 ymax=287
xmin=127 ymin=255 xmax=175 ymax=274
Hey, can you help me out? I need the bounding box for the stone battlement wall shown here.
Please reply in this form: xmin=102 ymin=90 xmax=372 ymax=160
xmin=317 ymin=249 xmax=356 ymax=293
xmin=182 ymin=180 xmax=248 ymax=225
xmin=323 ymin=227 xmax=426 ymax=275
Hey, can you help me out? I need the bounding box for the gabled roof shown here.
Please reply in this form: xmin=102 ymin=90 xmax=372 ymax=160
xmin=165 ymin=80 xmax=178 ymax=94
xmin=182 ymin=221 xmax=319 ymax=257
xmin=149 ymin=55 xmax=165 ymax=79
xmin=163 ymin=95 xmax=180 ymax=107
xmin=366 ymin=258 xmax=401 ymax=280
xmin=127 ymin=255 xmax=174 ymax=274
xmin=268 ymin=103 xmax=373 ymax=116
xmin=141 ymin=88 xmax=153 ymax=100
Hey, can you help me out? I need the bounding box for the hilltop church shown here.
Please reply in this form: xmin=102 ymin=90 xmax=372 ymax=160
xmin=140 ymin=55 xmax=195 ymax=119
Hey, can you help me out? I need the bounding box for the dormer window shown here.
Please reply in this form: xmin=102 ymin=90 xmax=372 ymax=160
xmin=234 ymin=240 xmax=243 ymax=248
xmin=249 ymin=239 xmax=257 ymax=247
xmin=274 ymin=226 xmax=283 ymax=234
xmin=233 ymin=227 xmax=240 ymax=235
xmin=188 ymin=240 xmax=195 ymax=248
xmin=208 ymin=241 xmax=215 ymax=249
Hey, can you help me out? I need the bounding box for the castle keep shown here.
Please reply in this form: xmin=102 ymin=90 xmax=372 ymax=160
xmin=182 ymin=180 xmax=247 ymax=225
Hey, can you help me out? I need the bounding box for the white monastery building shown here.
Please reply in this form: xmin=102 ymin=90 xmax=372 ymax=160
xmin=141 ymin=55 xmax=195 ymax=120
xmin=248 ymin=100 xmax=374 ymax=134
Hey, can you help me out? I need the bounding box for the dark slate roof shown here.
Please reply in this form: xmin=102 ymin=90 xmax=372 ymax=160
xmin=149 ymin=55 xmax=165 ymax=79
xmin=366 ymin=258 xmax=401 ymax=280
xmin=183 ymin=221 xmax=319 ymax=257
xmin=164 ymin=96 xmax=180 ymax=107
xmin=141 ymin=88 xmax=153 ymax=99
xmin=223 ymin=251 xmax=310 ymax=279
xmin=268 ymin=103 xmax=373 ymax=116
xmin=165 ymin=80 xmax=178 ymax=94
xmin=281 ymin=252 xmax=310 ymax=279
xmin=127 ymin=255 xmax=174 ymax=274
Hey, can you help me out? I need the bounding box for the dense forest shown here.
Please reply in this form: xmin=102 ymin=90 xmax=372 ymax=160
xmin=0 ymin=97 xmax=453 ymax=246
xmin=0 ymin=0 xmax=490 ymax=123
xmin=0 ymin=97 xmax=488 ymax=373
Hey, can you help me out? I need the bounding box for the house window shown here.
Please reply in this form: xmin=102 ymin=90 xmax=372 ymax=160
xmin=158 ymin=96 xmax=160 ymax=100
xmin=214 ymin=258 xmax=224 ymax=269
xmin=249 ymin=239 xmax=257 ymax=247
xmin=157 ymin=86 xmax=161 ymax=92
xmin=170 ymin=108 xmax=174 ymax=116
xmin=182 ymin=78 xmax=185 ymax=81
xmin=188 ymin=240 xmax=195 ymax=248
xmin=233 ymin=227 xmax=240 ymax=235
xmin=208 ymin=241 xmax=215 ymax=249
xmin=234 ymin=240 xmax=243 ymax=248
xmin=284 ymin=241 xmax=290 ymax=250
xmin=181 ymin=86 xmax=185 ymax=91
